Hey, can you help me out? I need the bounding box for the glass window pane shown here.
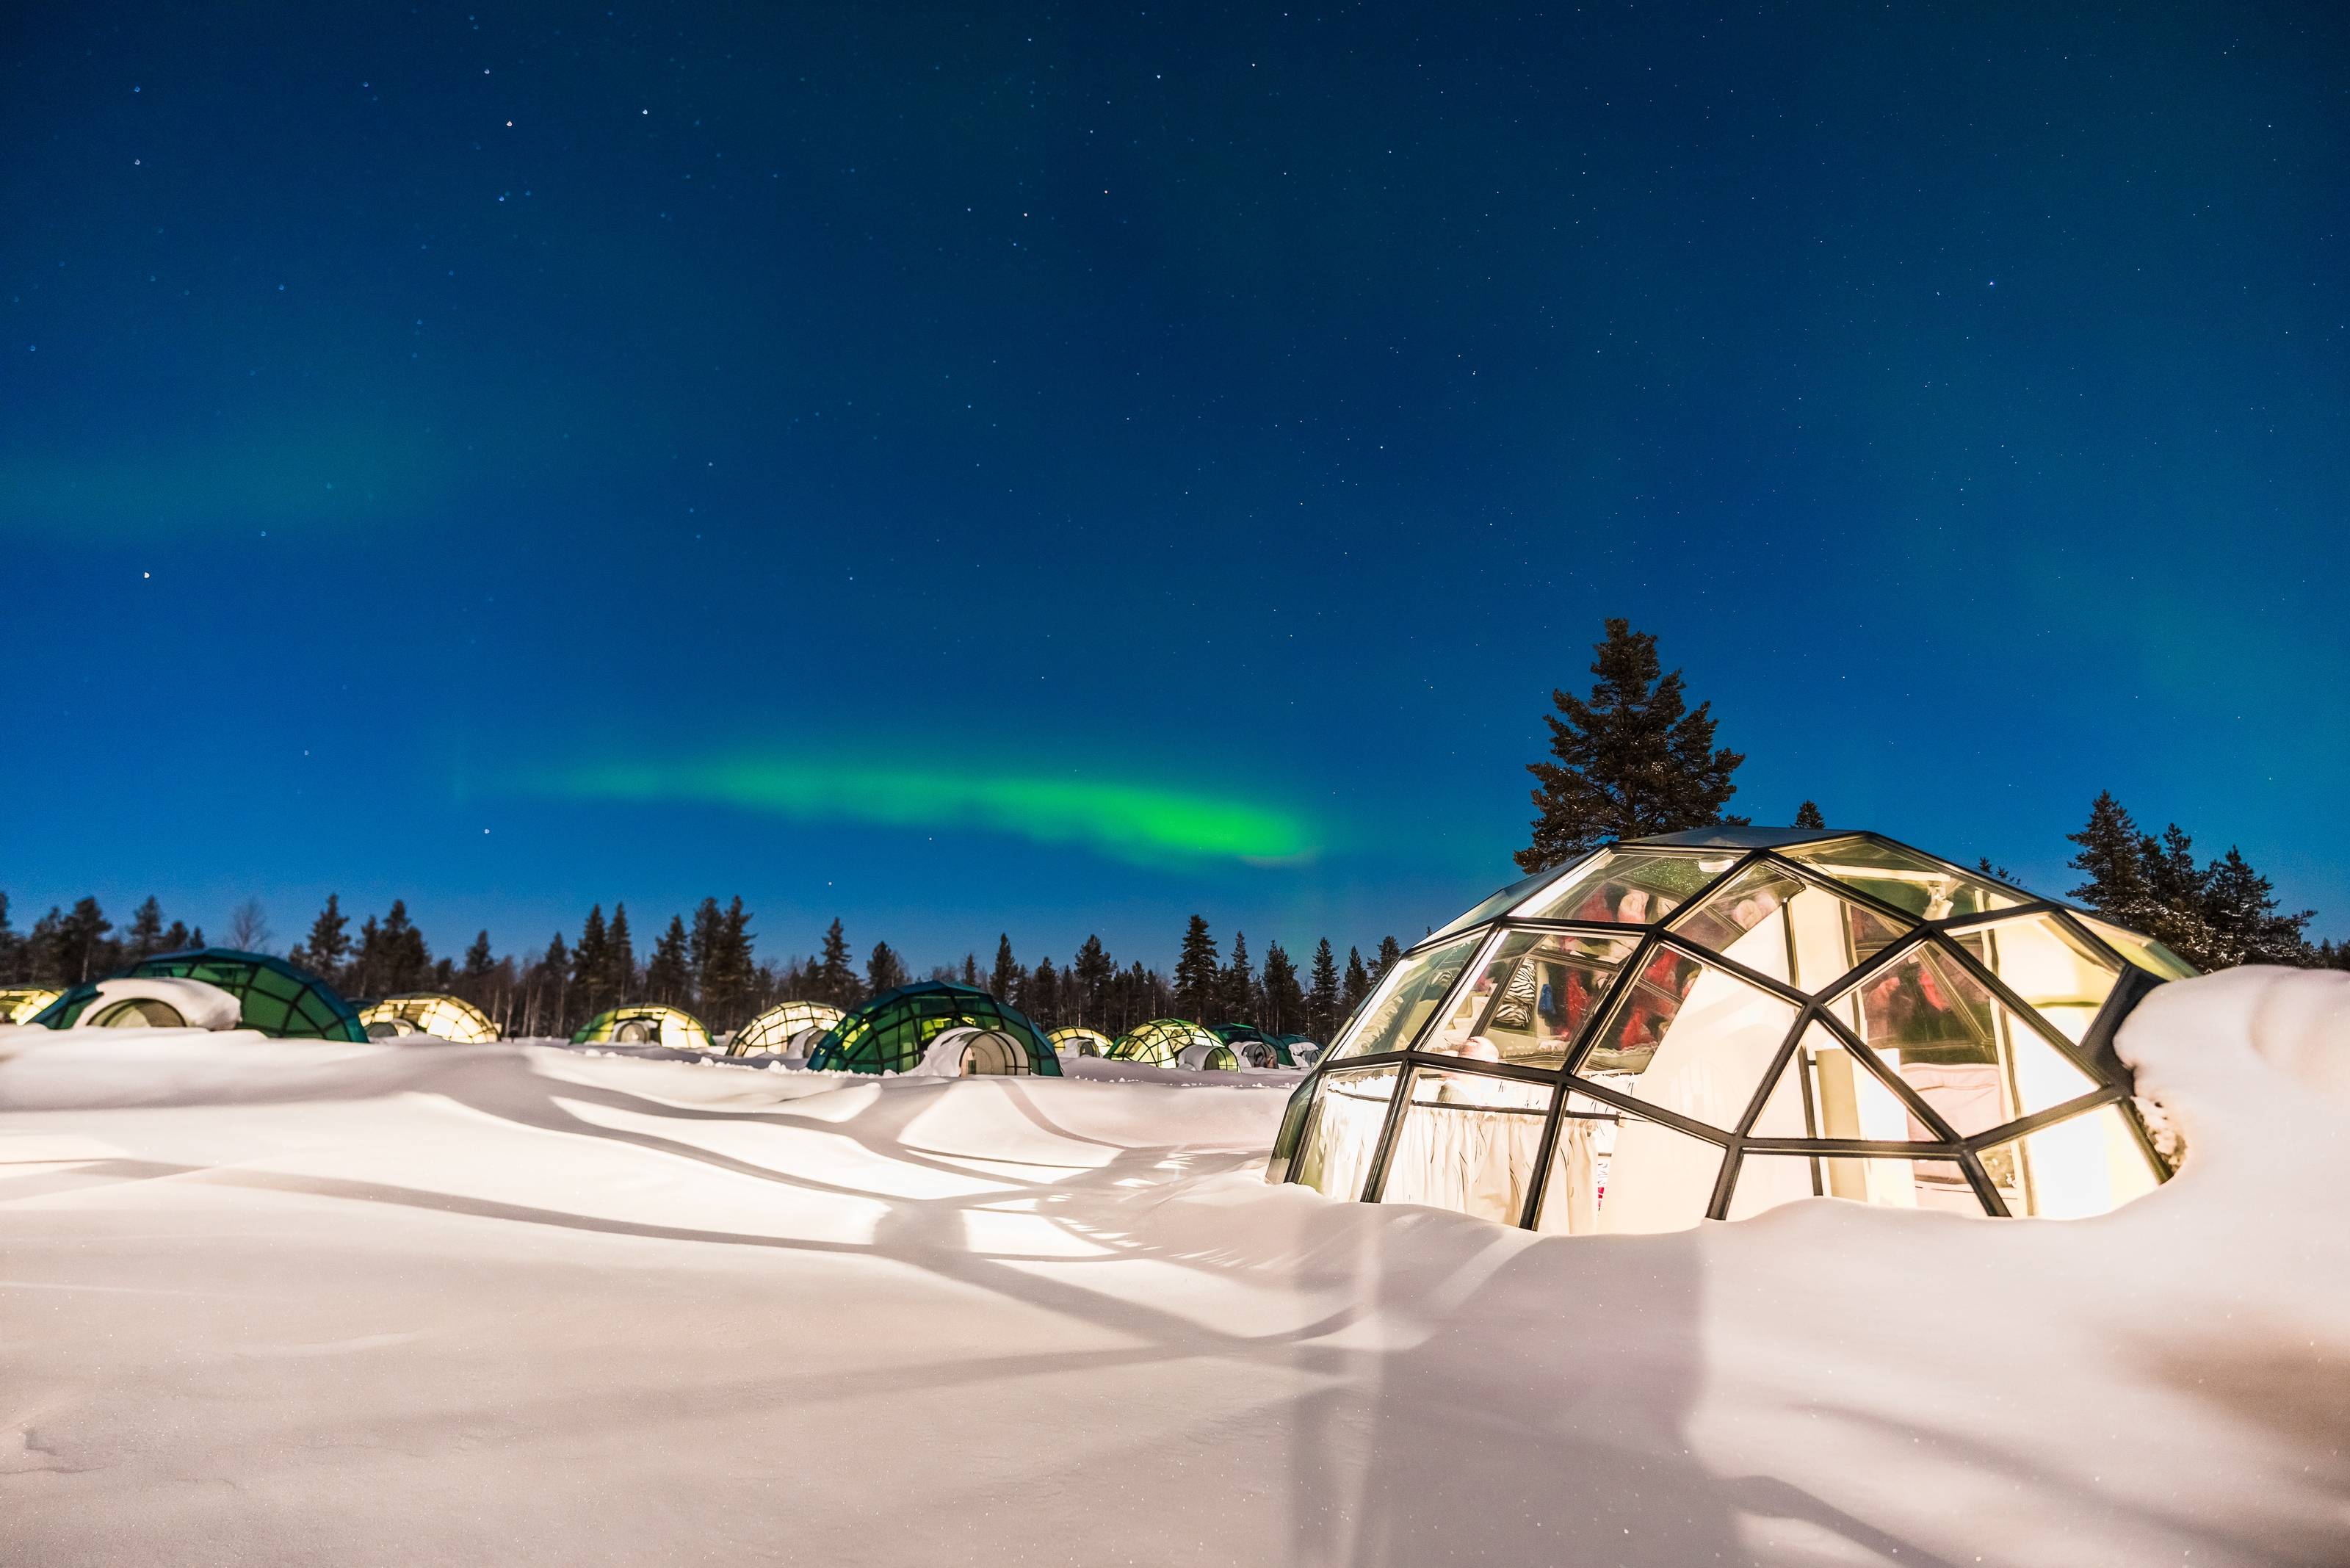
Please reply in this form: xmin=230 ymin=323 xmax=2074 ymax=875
xmin=1419 ymin=930 xmax=1638 ymax=1069
xmin=1979 ymin=1103 xmax=2163 ymax=1218
xmin=1577 ymin=950 xmax=1800 ymax=1131
xmin=1958 ymin=915 xmax=2121 ymax=1045
xmin=1427 ymin=868 xmax=1556 ymax=944
xmin=1536 ymin=1096 xmax=1721 ymax=1235
xmin=1842 ymin=942 xmax=2101 ymax=1142
xmin=1669 ymin=864 xmax=1909 ymax=991
xmin=1776 ymin=837 xmax=2020 ymax=920
xmin=1327 ymin=936 xmax=1480 ymax=1061
xmin=1511 ymin=850 xmax=1731 ymax=925
xmin=1748 ymin=1022 xmax=1937 ymax=1142
xmin=1378 ymin=1069 xmax=1554 ymax=1224
xmin=2075 ymin=915 xmax=2198 ymax=980
xmin=1293 ymin=1066 xmax=1400 ymax=1201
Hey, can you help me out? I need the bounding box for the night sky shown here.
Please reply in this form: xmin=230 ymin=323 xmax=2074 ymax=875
xmin=7 ymin=2 xmax=2346 ymax=968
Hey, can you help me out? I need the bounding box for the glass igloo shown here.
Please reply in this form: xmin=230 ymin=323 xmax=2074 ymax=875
xmin=35 ymin=950 xmax=367 ymax=1041
xmin=0 ymin=986 xmax=63 ymax=1025
xmin=1268 ymin=828 xmax=2187 ymax=1231
xmin=1211 ymin=1022 xmax=1297 ymax=1067
xmin=1110 ymin=1017 xmax=1223 ymax=1068
xmin=358 ymin=992 xmax=499 ymax=1043
xmin=573 ymin=1003 xmax=712 ymax=1051
xmin=805 ymin=981 xmax=1060 ymax=1075
xmin=730 ymin=1000 xmax=845 ymax=1056
xmin=1049 ymin=1025 xmax=1113 ymax=1058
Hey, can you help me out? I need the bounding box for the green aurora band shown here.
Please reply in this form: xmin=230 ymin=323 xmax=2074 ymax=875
xmin=532 ymin=758 xmax=1321 ymax=867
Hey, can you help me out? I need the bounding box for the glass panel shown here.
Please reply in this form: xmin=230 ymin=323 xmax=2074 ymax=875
xmin=2075 ymin=915 xmax=2199 ymax=980
xmin=1536 ymin=1097 xmax=1720 ymax=1235
xmin=1747 ymin=1022 xmax=1935 ymax=1142
xmin=1511 ymin=849 xmax=1730 ymax=925
xmin=1959 ymin=915 xmax=2121 ymax=1046
xmin=1576 ymin=950 xmax=1799 ymax=1131
xmin=1379 ymin=1069 xmax=1555 ymax=1224
xmin=1428 ymin=867 xmax=1555 ymax=944
xmin=1843 ymin=942 xmax=2101 ymax=1143
xmin=1980 ymin=1103 xmax=2163 ymax=1218
xmin=1668 ymin=863 xmax=1909 ymax=992
xmin=1777 ymin=837 xmax=2019 ymax=920
xmin=1292 ymin=1066 xmax=1400 ymax=1202
xmin=1418 ymin=930 xmax=1638 ymax=1069
xmin=1726 ymin=1152 xmax=1991 ymax=1220
xmin=1326 ymin=935 xmax=1480 ymax=1061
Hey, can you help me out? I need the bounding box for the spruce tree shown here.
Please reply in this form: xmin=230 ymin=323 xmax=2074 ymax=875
xmin=866 ymin=941 xmax=909 ymax=996
xmin=58 ymin=897 xmax=115 ymax=983
xmin=646 ymin=916 xmax=693 ymax=1005
xmin=538 ymin=932 xmax=571 ymax=1036
xmin=1222 ymin=931 xmax=1258 ymax=1024
xmin=1373 ymin=935 xmax=1402 ymax=981
xmin=26 ymin=907 xmax=65 ymax=986
xmin=572 ymin=906 xmax=610 ymax=1012
xmin=1260 ymin=941 xmax=1303 ymax=1034
xmin=380 ymin=901 xmax=429 ymax=993
xmin=1306 ymin=939 xmax=1341 ymax=1043
xmin=1793 ymin=800 xmax=1826 ymax=830
xmin=1071 ymin=936 xmax=1113 ymax=1029
xmin=816 ymin=918 xmax=858 ymax=1008
xmin=690 ymin=900 xmax=725 ymax=994
xmin=0 ymin=893 xmax=18 ymax=984
xmin=2200 ymin=847 xmax=2314 ymax=967
xmin=959 ymin=953 xmax=981 ymax=988
xmin=1517 ymin=618 xmax=1746 ymax=872
xmin=2067 ymin=792 xmax=2158 ymax=927
xmin=125 ymin=897 xmax=166 ymax=960
xmin=989 ymin=934 xmax=1022 ymax=1002
xmin=607 ymin=904 xmax=636 ymax=1000
xmin=1173 ymin=916 xmax=1221 ymax=1020
xmin=463 ymin=931 xmax=496 ymax=980
xmin=1341 ymin=946 xmax=1373 ymax=1016
xmin=295 ymin=895 xmax=351 ymax=986
xmin=1025 ymin=956 xmax=1061 ymax=1027
xmin=703 ymin=898 xmax=757 ymax=1028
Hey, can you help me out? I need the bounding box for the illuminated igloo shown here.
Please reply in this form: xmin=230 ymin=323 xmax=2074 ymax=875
xmin=1268 ymin=828 xmax=2188 ymax=1230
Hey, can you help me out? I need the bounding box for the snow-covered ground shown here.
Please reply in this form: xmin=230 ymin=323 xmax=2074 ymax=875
xmin=4 ymin=967 xmax=2346 ymax=1566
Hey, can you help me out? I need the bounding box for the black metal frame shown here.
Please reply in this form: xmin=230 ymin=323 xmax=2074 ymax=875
xmin=1280 ymin=831 xmax=2180 ymax=1230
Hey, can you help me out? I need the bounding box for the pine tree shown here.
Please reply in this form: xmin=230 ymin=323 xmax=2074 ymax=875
xmin=294 ymin=895 xmax=351 ymax=986
xmin=1306 ymin=939 xmax=1341 ymax=1043
xmin=1024 ymin=956 xmax=1061 ymax=1028
xmin=26 ymin=907 xmax=65 ymax=986
xmin=815 ymin=918 xmax=859 ymax=1008
xmin=866 ymin=941 xmax=910 ymax=995
xmin=1341 ymin=946 xmax=1373 ymax=1017
xmin=2201 ymin=847 xmax=2314 ymax=967
xmin=463 ymin=930 xmax=495 ymax=980
xmin=2067 ymin=792 xmax=2158 ymax=926
xmin=379 ymin=901 xmax=429 ymax=994
xmin=701 ymin=897 xmax=758 ymax=1029
xmin=1260 ymin=941 xmax=1303 ymax=1034
xmin=989 ymin=934 xmax=1022 ymax=1002
xmin=690 ymin=900 xmax=724 ymax=995
xmin=646 ymin=916 xmax=693 ymax=1004
xmin=1221 ymin=931 xmax=1257 ymax=1024
xmin=571 ymin=905 xmax=610 ymax=1012
xmin=1173 ymin=916 xmax=1221 ymax=1020
xmin=1071 ymin=936 xmax=1113 ymax=1029
xmin=125 ymin=897 xmax=166 ymax=960
xmin=1373 ymin=936 xmax=1402 ymax=981
xmin=1517 ymin=618 xmax=1746 ymax=872
xmin=537 ymin=932 xmax=570 ymax=1036
xmin=607 ymin=903 xmax=636 ymax=1000
xmin=1793 ymin=800 xmax=1826 ymax=830
xmin=58 ymin=897 xmax=115 ymax=983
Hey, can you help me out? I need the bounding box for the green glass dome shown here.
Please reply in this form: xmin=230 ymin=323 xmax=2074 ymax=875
xmin=1210 ymin=1022 xmax=1295 ymax=1067
xmin=35 ymin=949 xmax=366 ymax=1041
xmin=731 ymin=1000 xmax=845 ymax=1056
xmin=1049 ymin=1025 xmax=1113 ymax=1058
xmin=806 ymin=981 xmax=1060 ymax=1075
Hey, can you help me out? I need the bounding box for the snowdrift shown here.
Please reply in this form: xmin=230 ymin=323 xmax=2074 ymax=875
xmin=2 ymin=967 xmax=2346 ymax=1566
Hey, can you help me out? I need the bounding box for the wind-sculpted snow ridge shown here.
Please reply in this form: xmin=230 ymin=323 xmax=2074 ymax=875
xmin=2 ymin=969 xmax=2346 ymax=1567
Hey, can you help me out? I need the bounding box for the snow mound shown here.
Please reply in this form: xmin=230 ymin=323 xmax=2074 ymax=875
xmin=1 ymin=969 xmax=2346 ymax=1566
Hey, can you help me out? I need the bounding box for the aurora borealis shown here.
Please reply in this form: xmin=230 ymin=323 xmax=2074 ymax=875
xmin=4 ymin=1 xmax=2346 ymax=964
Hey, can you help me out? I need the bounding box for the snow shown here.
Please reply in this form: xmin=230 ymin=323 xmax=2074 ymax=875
xmin=2 ymin=967 xmax=2346 ymax=1565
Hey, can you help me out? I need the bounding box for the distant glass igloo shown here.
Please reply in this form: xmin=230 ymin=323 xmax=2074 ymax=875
xmin=1111 ymin=1017 xmax=1226 ymax=1068
xmin=574 ymin=1004 xmax=712 ymax=1052
xmin=0 ymin=987 xmax=63 ymax=1024
xmin=33 ymin=950 xmax=367 ymax=1041
xmin=1049 ymin=1025 xmax=1113 ymax=1058
xmin=805 ymin=981 xmax=1060 ymax=1075
xmin=730 ymin=1000 xmax=845 ymax=1056
xmin=1268 ymin=828 xmax=2188 ymax=1231
xmin=358 ymin=992 xmax=499 ymax=1043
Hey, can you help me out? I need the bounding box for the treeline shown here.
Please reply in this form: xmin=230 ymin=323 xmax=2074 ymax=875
xmin=0 ymin=889 xmax=1402 ymax=1044
xmin=2064 ymin=792 xmax=2335 ymax=970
